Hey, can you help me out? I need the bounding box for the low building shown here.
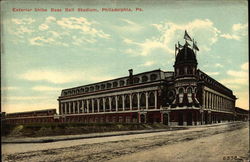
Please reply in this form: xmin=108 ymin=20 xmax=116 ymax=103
xmin=58 ymin=34 xmax=236 ymax=126
xmin=5 ymin=109 xmax=57 ymax=124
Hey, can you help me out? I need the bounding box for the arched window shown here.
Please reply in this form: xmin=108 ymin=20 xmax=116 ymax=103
xmin=89 ymin=100 xmax=92 ymax=113
xmin=111 ymin=97 xmax=116 ymax=111
xmin=101 ymin=84 xmax=105 ymax=90
xmin=90 ymin=86 xmax=94 ymax=92
xmin=70 ymin=102 xmax=74 ymax=113
xmin=119 ymin=80 xmax=125 ymax=86
xmin=125 ymin=95 xmax=130 ymax=109
xmin=132 ymin=94 xmax=138 ymax=108
xmin=179 ymin=88 xmax=184 ymax=94
xmin=113 ymin=82 xmax=118 ymax=88
xmin=85 ymin=87 xmax=89 ymax=92
xmin=118 ymin=96 xmax=123 ymax=110
xmin=133 ymin=77 xmax=140 ymax=84
xmin=187 ymin=87 xmax=192 ymax=94
xmin=150 ymin=74 xmax=157 ymax=81
xmin=79 ymin=101 xmax=83 ymax=113
xmin=94 ymin=99 xmax=98 ymax=112
xmin=105 ymin=98 xmax=110 ymax=111
xmin=95 ymin=85 xmax=99 ymax=91
xmin=107 ymin=83 xmax=112 ymax=89
xmin=148 ymin=92 xmax=155 ymax=107
xmin=142 ymin=76 xmax=148 ymax=82
xmin=140 ymin=93 xmax=146 ymax=108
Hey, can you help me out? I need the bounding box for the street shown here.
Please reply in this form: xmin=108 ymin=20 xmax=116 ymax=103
xmin=2 ymin=122 xmax=249 ymax=162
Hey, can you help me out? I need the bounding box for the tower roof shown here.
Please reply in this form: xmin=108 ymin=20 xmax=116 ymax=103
xmin=174 ymin=44 xmax=197 ymax=66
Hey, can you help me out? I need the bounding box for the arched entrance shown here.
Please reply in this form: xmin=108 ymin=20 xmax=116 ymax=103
xmin=178 ymin=112 xmax=184 ymax=125
xmin=140 ymin=114 xmax=145 ymax=123
xmin=187 ymin=112 xmax=193 ymax=125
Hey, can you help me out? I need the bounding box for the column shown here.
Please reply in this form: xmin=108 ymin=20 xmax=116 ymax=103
xmin=60 ymin=103 xmax=63 ymax=115
xmin=115 ymin=96 xmax=118 ymax=112
xmin=97 ymin=99 xmax=100 ymax=112
xmin=109 ymin=97 xmax=111 ymax=112
xmin=146 ymin=92 xmax=149 ymax=110
xmin=73 ymin=101 xmax=75 ymax=114
xmin=92 ymin=99 xmax=94 ymax=113
xmin=154 ymin=91 xmax=157 ymax=109
xmin=87 ymin=100 xmax=89 ymax=113
xmin=137 ymin=93 xmax=140 ymax=110
xmin=206 ymin=92 xmax=209 ymax=109
xmin=64 ymin=102 xmax=67 ymax=114
xmin=203 ymin=91 xmax=205 ymax=109
xmin=129 ymin=94 xmax=132 ymax=110
xmin=69 ymin=102 xmax=71 ymax=114
xmin=77 ymin=101 xmax=80 ymax=114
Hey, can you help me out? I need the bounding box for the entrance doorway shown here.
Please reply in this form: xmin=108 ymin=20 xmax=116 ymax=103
xmin=140 ymin=114 xmax=145 ymax=123
xmin=178 ymin=112 xmax=183 ymax=125
xmin=187 ymin=112 xmax=193 ymax=125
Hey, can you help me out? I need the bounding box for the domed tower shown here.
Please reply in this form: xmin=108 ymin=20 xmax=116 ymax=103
xmin=171 ymin=33 xmax=200 ymax=108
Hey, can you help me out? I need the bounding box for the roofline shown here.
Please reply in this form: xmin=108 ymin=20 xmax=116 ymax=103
xmin=62 ymin=69 xmax=165 ymax=91
xmin=6 ymin=109 xmax=57 ymax=115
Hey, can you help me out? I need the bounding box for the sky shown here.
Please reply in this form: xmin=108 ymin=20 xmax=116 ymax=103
xmin=1 ymin=0 xmax=248 ymax=113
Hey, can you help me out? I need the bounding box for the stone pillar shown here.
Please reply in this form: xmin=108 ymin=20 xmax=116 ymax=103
xmin=206 ymin=92 xmax=209 ymax=109
xmin=203 ymin=91 xmax=205 ymax=109
xmin=137 ymin=93 xmax=140 ymax=110
xmin=122 ymin=95 xmax=125 ymax=111
xmin=109 ymin=97 xmax=111 ymax=112
xmin=87 ymin=100 xmax=89 ymax=113
xmin=77 ymin=101 xmax=80 ymax=114
xmin=154 ymin=91 xmax=157 ymax=109
xmin=146 ymin=92 xmax=149 ymax=110
xmin=115 ymin=96 xmax=118 ymax=112
xmin=97 ymin=99 xmax=100 ymax=112
xmin=92 ymin=99 xmax=94 ymax=113
xmin=64 ymin=102 xmax=67 ymax=114
xmin=69 ymin=102 xmax=71 ymax=114
xmin=129 ymin=94 xmax=132 ymax=110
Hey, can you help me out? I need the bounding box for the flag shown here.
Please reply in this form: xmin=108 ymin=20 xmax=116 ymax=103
xmin=175 ymin=44 xmax=178 ymax=51
xmin=184 ymin=30 xmax=192 ymax=41
xmin=178 ymin=42 xmax=183 ymax=48
xmin=185 ymin=40 xmax=191 ymax=46
xmin=193 ymin=41 xmax=199 ymax=51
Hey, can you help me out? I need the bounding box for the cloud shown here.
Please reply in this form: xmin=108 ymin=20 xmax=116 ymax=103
xmin=241 ymin=62 xmax=248 ymax=71
xmin=124 ymin=19 xmax=221 ymax=56
xmin=220 ymin=62 xmax=248 ymax=87
xmin=19 ymin=69 xmax=114 ymax=84
xmin=32 ymin=86 xmax=62 ymax=91
xmin=214 ymin=63 xmax=223 ymax=68
xmin=1 ymin=87 xmax=19 ymax=91
xmin=220 ymin=23 xmax=248 ymax=40
xmin=12 ymin=18 xmax=35 ymax=25
xmin=114 ymin=19 xmax=144 ymax=32
xmin=9 ymin=16 xmax=110 ymax=46
xmin=206 ymin=72 xmax=219 ymax=76
xmin=57 ymin=17 xmax=110 ymax=39
xmin=139 ymin=61 xmax=156 ymax=67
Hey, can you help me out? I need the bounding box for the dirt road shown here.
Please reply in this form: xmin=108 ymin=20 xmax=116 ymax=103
xmin=2 ymin=122 xmax=249 ymax=162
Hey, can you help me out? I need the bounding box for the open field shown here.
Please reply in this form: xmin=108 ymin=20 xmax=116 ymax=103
xmin=2 ymin=122 xmax=249 ymax=162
